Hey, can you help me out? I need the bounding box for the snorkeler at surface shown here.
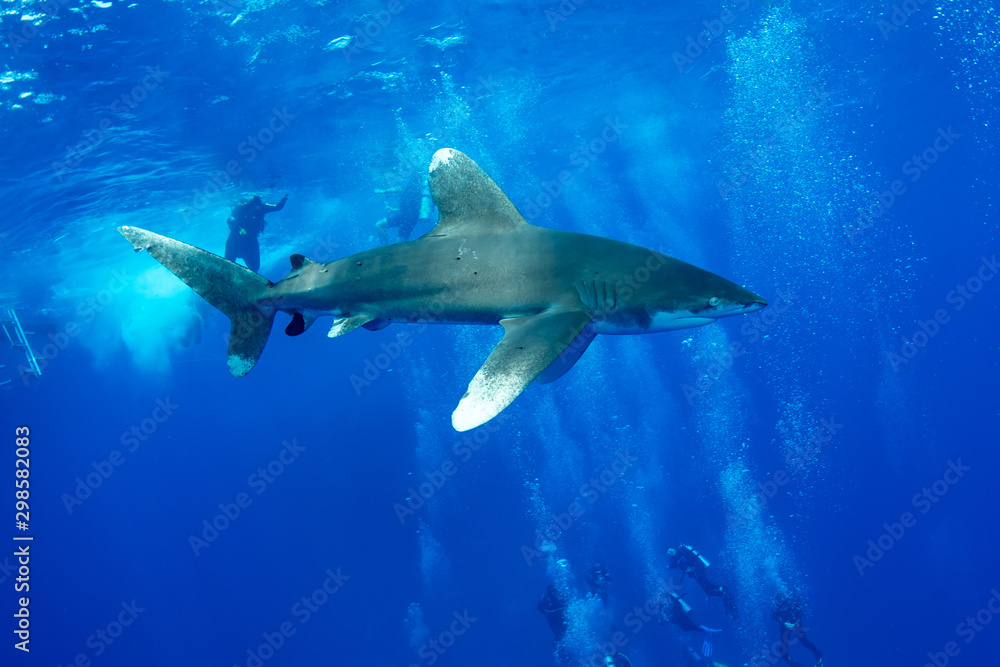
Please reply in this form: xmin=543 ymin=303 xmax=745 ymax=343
xmin=375 ymin=171 xmax=434 ymax=244
xmin=772 ymin=588 xmax=823 ymax=667
xmin=667 ymin=544 xmax=738 ymax=619
xmin=659 ymin=591 xmax=722 ymax=658
xmin=224 ymin=193 xmax=287 ymax=271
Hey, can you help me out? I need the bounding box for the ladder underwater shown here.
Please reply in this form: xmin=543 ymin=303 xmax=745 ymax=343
xmin=2 ymin=308 xmax=42 ymax=384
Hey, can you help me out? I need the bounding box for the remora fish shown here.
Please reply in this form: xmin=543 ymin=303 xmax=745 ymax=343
xmin=120 ymin=149 xmax=766 ymax=430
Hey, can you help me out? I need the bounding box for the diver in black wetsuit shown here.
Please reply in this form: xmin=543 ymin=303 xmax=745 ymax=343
xmin=772 ymin=588 xmax=823 ymax=667
xmin=224 ymin=194 xmax=287 ymax=271
xmin=538 ymin=585 xmax=569 ymax=645
xmin=375 ymin=172 xmax=433 ymax=244
xmin=659 ymin=591 xmax=721 ymax=658
xmin=587 ymin=561 xmax=612 ymax=606
xmin=667 ymin=545 xmax=738 ymax=619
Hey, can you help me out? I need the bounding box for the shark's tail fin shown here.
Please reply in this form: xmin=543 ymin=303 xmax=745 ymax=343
xmin=118 ymin=226 xmax=277 ymax=377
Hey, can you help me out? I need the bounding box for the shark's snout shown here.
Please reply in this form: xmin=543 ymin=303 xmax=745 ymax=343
xmin=744 ymin=293 xmax=767 ymax=312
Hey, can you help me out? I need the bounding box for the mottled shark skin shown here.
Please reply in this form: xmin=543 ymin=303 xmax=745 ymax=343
xmin=120 ymin=148 xmax=766 ymax=430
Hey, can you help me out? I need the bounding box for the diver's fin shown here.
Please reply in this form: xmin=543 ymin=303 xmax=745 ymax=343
xmin=451 ymin=309 xmax=593 ymax=431
xmin=328 ymin=313 xmax=376 ymax=338
xmin=423 ymin=148 xmax=531 ymax=238
xmin=118 ymin=226 xmax=275 ymax=377
xmin=285 ymin=312 xmax=318 ymax=336
xmin=535 ymin=321 xmax=597 ymax=384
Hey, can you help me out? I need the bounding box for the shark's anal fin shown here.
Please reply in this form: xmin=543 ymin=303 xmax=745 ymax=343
xmin=535 ymin=321 xmax=597 ymax=384
xmin=452 ymin=309 xmax=593 ymax=431
xmin=328 ymin=313 xmax=375 ymax=338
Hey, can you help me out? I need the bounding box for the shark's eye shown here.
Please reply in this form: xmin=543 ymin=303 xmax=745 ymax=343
xmin=709 ymin=297 xmax=721 ymax=307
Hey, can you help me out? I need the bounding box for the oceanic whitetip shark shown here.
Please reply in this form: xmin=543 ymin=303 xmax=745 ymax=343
xmin=119 ymin=149 xmax=766 ymax=430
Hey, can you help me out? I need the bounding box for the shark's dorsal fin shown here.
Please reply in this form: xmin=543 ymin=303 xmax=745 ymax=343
xmin=451 ymin=308 xmax=593 ymax=431
xmin=423 ymin=148 xmax=530 ymax=237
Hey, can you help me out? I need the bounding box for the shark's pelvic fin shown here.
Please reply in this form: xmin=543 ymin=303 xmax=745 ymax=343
xmin=117 ymin=226 xmax=275 ymax=377
xmin=285 ymin=312 xmax=318 ymax=336
xmin=327 ymin=313 xmax=376 ymax=338
xmin=452 ymin=308 xmax=593 ymax=431
xmin=423 ymin=148 xmax=531 ymax=237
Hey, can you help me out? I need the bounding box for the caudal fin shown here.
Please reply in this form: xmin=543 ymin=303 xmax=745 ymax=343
xmin=118 ymin=226 xmax=276 ymax=376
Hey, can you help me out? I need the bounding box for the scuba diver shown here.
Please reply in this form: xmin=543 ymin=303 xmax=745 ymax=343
xmin=375 ymin=171 xmax=434 ymax=244
xmin=224 ymin=193 xmax=288 ymax=271
xmin=659 ymin=591 xmax=722 ymax=658
xmin=538 ymin=584 xmax=569 ymax=646
xmin=772 ymin=588 xmax=823 ymax=667
xmin=587 ymin=561 xmax=612 ymax=606
xmin=667 ymin=544 xmax=738 ymax=619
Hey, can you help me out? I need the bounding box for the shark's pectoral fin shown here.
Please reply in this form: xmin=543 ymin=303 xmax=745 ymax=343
xmin=328 ymin=313 xmax=375 ymax=338
xmin=535 ymin=321 xmax=598 ymax=384
xmin=362 ymin=319 xmax=391 ymax=331
xmin=452 ymin=309 xmax=593 ymax=431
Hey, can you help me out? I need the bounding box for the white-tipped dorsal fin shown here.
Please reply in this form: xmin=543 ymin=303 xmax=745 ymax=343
xmin=423 ymin=148 xmax=531 ymax=238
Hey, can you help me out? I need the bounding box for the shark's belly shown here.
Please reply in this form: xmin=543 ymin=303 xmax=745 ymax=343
xmin=591 ymin=311 xmax=716 ymax=334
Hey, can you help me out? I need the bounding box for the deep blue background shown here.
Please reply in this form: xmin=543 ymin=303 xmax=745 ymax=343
xmin=1 ymin=0 xmax=998 ymax=665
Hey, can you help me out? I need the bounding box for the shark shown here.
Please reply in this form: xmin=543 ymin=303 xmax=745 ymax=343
xmin=119 ymin=148 xmax=766 ymax=431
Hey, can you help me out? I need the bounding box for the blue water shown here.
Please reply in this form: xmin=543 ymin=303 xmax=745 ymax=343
xmin=2 ymin=0 xmax=998 ymax=665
